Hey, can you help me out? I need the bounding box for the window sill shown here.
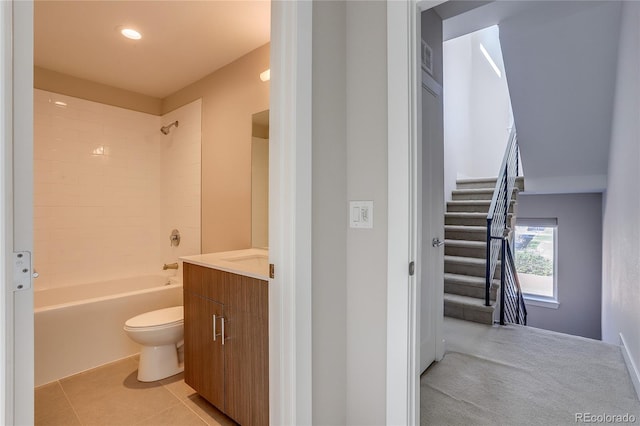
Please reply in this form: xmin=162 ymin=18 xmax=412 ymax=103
xmin=523 ymin=296 xmax=560 ymax=309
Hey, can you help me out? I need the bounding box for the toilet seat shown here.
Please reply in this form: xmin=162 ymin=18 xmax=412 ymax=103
xmin=124 ymin=306 xmax=183 ymax=330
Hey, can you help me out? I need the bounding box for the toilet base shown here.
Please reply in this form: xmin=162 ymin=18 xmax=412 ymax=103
xmin=137 ymin=344 xmax=184 ymax=382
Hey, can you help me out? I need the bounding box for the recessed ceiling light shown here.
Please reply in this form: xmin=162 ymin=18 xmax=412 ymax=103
xmin=260 ymin=69 xmax=270 ymax=82
xmin=121 ymin=28 xmax=142 ymax=40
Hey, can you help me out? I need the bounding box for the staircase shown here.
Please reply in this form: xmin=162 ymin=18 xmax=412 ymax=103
xmin=444 ymin=176 xmax=524 ymax=324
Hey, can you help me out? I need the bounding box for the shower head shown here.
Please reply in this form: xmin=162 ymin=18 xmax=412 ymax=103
xmin=160 ymin=120 xmax=179 ymax=135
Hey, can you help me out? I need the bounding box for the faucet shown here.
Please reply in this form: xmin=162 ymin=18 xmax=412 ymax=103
xmin=163 ymin=262 xmax=179 ymax=270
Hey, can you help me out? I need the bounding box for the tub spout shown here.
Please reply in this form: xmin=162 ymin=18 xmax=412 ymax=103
xmin=163 ymin=263 xmax=179 ymax=270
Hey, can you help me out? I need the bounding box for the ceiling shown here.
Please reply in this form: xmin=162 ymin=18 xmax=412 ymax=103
xmin=440 ymin=0 xmax=621 ymax=193
xmin=35 ymin=1 xmax=271 ymax=99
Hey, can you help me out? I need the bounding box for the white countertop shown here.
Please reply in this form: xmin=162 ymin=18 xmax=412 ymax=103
xmin=180 ymin=248 xmax=269 ymax=281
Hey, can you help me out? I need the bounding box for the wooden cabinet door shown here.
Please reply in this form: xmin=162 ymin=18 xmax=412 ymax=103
xmin=184 ymin=291 xmax=225 ymax=409
xmin=224 ymin=274 xmax=269 ymax=426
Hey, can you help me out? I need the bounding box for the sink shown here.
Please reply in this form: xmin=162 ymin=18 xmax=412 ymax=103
xmin=222 ymin=254 xmax=269 ymax=269
xmin=181 ymin=249 xmax=270 ymax=280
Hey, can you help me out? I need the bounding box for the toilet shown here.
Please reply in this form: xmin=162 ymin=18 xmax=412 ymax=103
xmin=124 ymin=306 xmax=184 ymax=382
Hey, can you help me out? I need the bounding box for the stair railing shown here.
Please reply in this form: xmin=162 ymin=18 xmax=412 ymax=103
xmin=485 ymin=128 xmax=519 ymax=309
xmin=499 ymin=238 xmax=527 ymax=325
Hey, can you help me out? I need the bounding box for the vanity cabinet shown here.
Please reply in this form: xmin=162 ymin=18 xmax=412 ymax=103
xmin=183 ymin=262 xmax=269 ymax=426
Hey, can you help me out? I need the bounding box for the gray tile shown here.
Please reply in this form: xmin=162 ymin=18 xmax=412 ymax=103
xmin=182 ymin=394 xmax=237 ymax=426
xmin=48 ymin=356 xmax=238 ymax=426
xmin=59 ymin=357 xmax=140 ymax=401
xmin=59 ymin=357 xmax=182 ymax=426
xmin=35 ymin=382 xmax=81 ymax=426
xmin=136 ymin=403 xmax=207 ymax=426
xmin=160 ymin=373 xmax=236 ymax=426
xmin=160 ymin=372 xmax=197 ymax=400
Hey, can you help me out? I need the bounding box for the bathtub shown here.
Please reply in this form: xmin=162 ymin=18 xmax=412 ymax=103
xmin=34 ymin=275 xmax=183 ymax=386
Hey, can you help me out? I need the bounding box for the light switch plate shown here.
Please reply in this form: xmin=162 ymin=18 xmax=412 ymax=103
xmin=349 ymin=201 xmax=374 ymax=229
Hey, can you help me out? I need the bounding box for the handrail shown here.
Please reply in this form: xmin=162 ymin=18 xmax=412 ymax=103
xmin=485 ymin=128 xmax=519 ymax=307
xmin=487 ymin=128 xmax=518 ymax=222
xmin=500 ymin=239 xmax=527 ymax=325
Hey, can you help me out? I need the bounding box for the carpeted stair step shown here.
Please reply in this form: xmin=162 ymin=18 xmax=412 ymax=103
xmin=445 ymin=212 xmax=513 ymax=227
xmin=451 ymin=188 xmax=494 ymax=201
xmin=444 ymin=272 xmax=499 ymax=300
xmin=445 ymin=239 xmax=486 ymax=258
xmin=447 ymin=199 xmax=516 ymax=213
xmin=444 ymin=293 xmax=495 ymax=325
xmin=456 ymin=176 xmax=525 ymax=191
xmin=450 ymin=189 xmax=520 ymax=203
xmin=447 ymin=200 xmax=491 ymax=213
xmin=445 ymin=255 xmax=500 ymax=277
xmin=445 ymin=225 xmax=487 ymax=242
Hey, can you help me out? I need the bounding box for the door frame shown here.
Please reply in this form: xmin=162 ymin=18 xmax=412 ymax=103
xmin=3 ymin=0 xmax=444 ymax=423
xmin=2 ymin=1 xmax=35 ymax=424
xmin=385 ymin=1 xmax=418 ymax=423
xmin=1 ymin=0 xmax=313 ymax=424
xmin=0 ymin=2 xmax=11 ymax=421
xmin=386 ymin=1 xmax=446 ymax=424
xmin=269 ymin=1 xmax=313 ymax=424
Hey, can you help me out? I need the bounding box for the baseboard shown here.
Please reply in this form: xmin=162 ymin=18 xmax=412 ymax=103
xmin=620 ymin=333 xmax=640 ymax=401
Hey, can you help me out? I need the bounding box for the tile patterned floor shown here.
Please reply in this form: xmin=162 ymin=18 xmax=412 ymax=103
xmin=35 ymin=356 xmax=237 ymax=426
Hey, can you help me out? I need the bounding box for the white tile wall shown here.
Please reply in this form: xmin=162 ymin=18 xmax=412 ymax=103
xmin=160 ymin=100 xmax=202 ymax=277
xmin=33 ymin=90 xmax=201 ymax=289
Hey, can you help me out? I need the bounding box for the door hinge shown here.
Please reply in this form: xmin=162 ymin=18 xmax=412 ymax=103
xmin=269 ymin=263 xmax=275 ymax=279
xmin=409 ymin=261 xmax=415 ymax=276
xmin=13 ymin=251 xmax=33 ymax=291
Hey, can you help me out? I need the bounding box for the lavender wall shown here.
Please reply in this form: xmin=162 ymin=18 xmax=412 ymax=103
xmin=517 ymin=193 xmax=603 ymax=340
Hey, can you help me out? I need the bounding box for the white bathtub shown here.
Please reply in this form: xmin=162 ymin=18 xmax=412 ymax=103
xmin=34 ymin=275 xmax=183 ymax=386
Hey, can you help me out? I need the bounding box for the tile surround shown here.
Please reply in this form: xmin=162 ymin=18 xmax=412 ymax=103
xmin=33 ymin=90 xmax=201 ymax=289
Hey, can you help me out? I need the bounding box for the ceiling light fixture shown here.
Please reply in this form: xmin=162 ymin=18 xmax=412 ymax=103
xmin=260 ymin=69 xmax=270 ymax=82
xmin=121 ymin=28 xmax=142 ymax=40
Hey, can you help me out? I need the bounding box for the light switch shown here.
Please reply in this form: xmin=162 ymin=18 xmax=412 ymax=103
xmin=349 ymin=201 xmax=373 ymax=229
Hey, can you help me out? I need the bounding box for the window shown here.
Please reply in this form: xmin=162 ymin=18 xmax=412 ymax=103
xmin=514 ymin=219 xmax=557 ymax=301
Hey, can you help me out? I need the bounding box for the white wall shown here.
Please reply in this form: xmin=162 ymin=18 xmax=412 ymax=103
xmin=345 ymin=2 xmax=388 ymax=423
xmin=311 ymin=1 xmax=389 ymax=423
xmin=443 ymin=35 xmax=471 ymax=200
xmin=443 ymin=26 xmax=512 ymax=199
xmin=602 ymin=0 xmax=640 ymax=396
xmin=312 ymin=2 xmax=387 ymax=425
xmin=467 ymin=26 xmax=512 ymax=178
xmin=160 ymin=100 xmax=202 ymax=274
xmin=34 ymin=90 xmax=162 ymax=288
xmin=34 ymin=90 xmax=201 ymax=288
xmin=311 ymin=2 xmax=347 ymax=423
xmin=518 ymin=193 xmax=602 ymax=340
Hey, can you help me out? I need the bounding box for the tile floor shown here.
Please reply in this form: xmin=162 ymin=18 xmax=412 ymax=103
xmin=35 ymin=356 xmax=237 ymax=426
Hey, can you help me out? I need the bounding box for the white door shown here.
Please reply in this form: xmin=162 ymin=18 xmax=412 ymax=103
xmin=419 ymin=79 xmax=444 ymax=374
xmin=2 ymin=1 xmax=34 ymax=424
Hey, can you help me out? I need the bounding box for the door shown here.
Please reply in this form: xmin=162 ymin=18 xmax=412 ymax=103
xmin=184 ymin=292 xmax=225 ymax=409
xmin=419 ymin=75 xmax=445 ymax=373
xmin=2 ymin=1 xmax=34 ymax=423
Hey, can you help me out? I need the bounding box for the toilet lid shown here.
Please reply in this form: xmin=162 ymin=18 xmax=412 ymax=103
xmin=125 ymin=306 xmax=183 ymax=329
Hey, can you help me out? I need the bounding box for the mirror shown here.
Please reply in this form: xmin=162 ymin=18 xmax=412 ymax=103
xmin=251 ymin=110 xmax=269 ymax=248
